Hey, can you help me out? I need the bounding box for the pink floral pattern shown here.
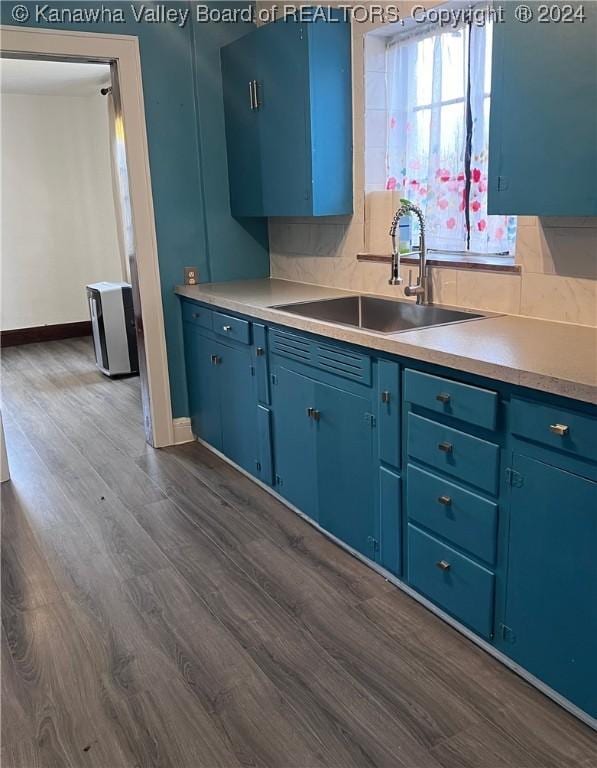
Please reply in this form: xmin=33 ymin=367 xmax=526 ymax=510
xmin=386 ymin=21 xmax=516 ymax=254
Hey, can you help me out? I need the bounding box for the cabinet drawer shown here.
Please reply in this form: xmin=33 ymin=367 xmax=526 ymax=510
xmin=408 ymin=526 xmax=495 ymax=638
xmin=213 ymin=312 xmax=251 ymax=345
xmin=404 ymin=369 xmax=497 ymax=430
xmin=511 ymin=397 xmax=597 ymax=464
xmin=407 ymin=465 xmax=498 ymax=565
xmin=182 ymin=301 xmax=212 ymax=331
xmin=408 ymin=413 xmax=500 ymax=495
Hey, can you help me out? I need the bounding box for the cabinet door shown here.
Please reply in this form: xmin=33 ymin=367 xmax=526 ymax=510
xmin=257 ymin=20 xmax=312 ymax=216
xmin=316 ymin=382 xmax=376 ymax=559
xmin=219 ymin=342 xmax=258 ymax=475
xmin=221 ymin=33 xmax=263 ymax=217
xmin=378 ymin=359 xmax=400 ymax=468
xmin=183 ymin=327 xmax=222 ymax=450
xmin=271 ymin=366 xmax=318 ymax=520
xmin=504 ymin=454 xmax=597 ymax=717
xmin=488 ymin=2 xmax=597 ymax=215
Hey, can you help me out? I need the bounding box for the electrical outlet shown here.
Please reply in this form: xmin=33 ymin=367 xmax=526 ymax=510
xmin=184 ymin=267 xmax=199 ymax=286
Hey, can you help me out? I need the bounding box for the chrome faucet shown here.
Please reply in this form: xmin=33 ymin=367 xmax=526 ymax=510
xmin=388 ymin=198 xmax=429 ymax=305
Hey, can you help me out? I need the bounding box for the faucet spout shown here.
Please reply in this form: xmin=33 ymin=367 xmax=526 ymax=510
xmin=388 ymin=199 xmax=429 ymax=304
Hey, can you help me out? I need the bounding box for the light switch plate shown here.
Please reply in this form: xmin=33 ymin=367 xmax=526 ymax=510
xmin=184 ymin=267 xmax=199 ymax=285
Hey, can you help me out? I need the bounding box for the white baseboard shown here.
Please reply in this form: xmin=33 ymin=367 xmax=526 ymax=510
xmin=172 ymin=417 xmax=193 ymax=445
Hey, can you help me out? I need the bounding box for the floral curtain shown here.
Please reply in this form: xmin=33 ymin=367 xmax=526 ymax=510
xmin=386 ymin=20 xmax=516 ymax=254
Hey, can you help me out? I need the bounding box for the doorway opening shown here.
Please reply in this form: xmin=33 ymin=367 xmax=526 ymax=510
xmin=1 ymin=27 xmax=174 ymax=449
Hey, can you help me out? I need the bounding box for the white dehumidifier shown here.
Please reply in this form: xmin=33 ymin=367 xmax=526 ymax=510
xmin=86 ymin=282 xmax=139 ymax=377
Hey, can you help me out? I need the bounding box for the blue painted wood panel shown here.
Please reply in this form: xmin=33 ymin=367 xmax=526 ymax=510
xmin=253 ymin=324 xmax=270 ymax=405
xmin=503 ymin=454 xmax=597 ymax=718
xmin=220 ymin=10 xmax=352 ymax=216
xmin=488 ymin=2 xmax=597 ymax=215
xmin=407 ymin=413 xmax=500 ymax=496
xmin=183 ymin=326 xmax=222 ymax=450
xmin=408 ymin=525 xmax=495 ymax=639
xmin=221 ymin=30 xmax=264 ymax=218
xmin=407 ymin=464 xmax=498 ymax=566
xmin=510 ymin=397 xmax=597 ymax=464
xmin=316 ymin=382 xmax=376 ymax=559
xmin=380 ymin=467 xmax=401 ymax=576
xmin=213 ymin=312 xmax=251 ymax=345
xmin=308 ymin=14 xmax=353 ymax=215
xmin=219 ymin=341 xmax=258 ymax=475
xmin=271 ymin=366 xmax=318 ymax=520
xmin=404 ymin=369 xmax=497 ymax=431
xmin=257 ymin=19 xmax=312 ymax=216
xmin=378 ymin=359 xmax=401 ymax=468
xmin=181 ymin=301 xmax=212 ymax=332
xmin=257 ymin=405 xmax=274 ymax=486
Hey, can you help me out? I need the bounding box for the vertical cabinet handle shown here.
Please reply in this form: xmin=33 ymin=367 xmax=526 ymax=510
xmin=211 ymin=354 xmax=221 ymax=365
xmin=306 ymin=407 xmax=321 ymax=421
xmin=256 ymin=346 xmax=265 ymax=357
xmin=249 ymin=80 xmax=260 ymax=110
xmin=381 ymin=390 xmax=391 ymax=404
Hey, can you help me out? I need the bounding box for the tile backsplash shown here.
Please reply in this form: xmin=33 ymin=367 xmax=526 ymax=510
xmin=269 ymin=216 xmax=597 ymax=327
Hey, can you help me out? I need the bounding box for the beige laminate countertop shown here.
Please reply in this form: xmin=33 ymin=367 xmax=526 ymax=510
xmin=175 ymin=278 xmax=597 ymax=404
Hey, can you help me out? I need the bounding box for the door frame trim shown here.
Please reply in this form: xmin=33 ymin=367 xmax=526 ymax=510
xmin=1 ymin=25 xmax=174 ymax=447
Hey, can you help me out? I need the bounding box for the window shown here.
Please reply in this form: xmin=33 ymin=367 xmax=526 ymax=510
xmin=382 ymin=19 xmax=516 ymax=255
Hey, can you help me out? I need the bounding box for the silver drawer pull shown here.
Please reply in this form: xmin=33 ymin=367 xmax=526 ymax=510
xmin=222 ymin=325 xmax=233 ymax=332
xmin=306 ymin=407 xmax=314 ymax=419
xmin=192 ymin=312 xmax=199 ymax=319
xmin=438 ymin=441 xmax=453 ymax=453
xmin=381 ymin=390 xmax=391 ymax=404
xmin=210 ymin=354 xmax=221 ymax=365
xmin=549 ymin=423 xmax=569 ymax=437
xmin=436 ymin=560 xmax=451 ymax=571
xmin=256 ymin=346 xmax=265 ymax=357
xmin=436 ymin=393 xmax=451 ymax=404
xmin=438 ymin=495 xmax=452 ymax=506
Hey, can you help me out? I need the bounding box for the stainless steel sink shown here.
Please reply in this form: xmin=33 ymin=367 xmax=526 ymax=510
xmin=273 ymin=295 xmax=485 ymax=334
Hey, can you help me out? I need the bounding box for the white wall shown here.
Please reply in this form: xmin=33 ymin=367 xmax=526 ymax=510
xmin=1 ymin=92 xmax=123 ymax=330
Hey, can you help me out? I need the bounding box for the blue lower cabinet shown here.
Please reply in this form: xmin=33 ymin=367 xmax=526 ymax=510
xmin=502 ymin=454 xmax=597 ymax=718
xmin=407 ymin=464 xmax=498 ymax=566
xmin=183 ymin=325 xmax=222 ymax=451
xmin=316 ymin=382 xmax=376 ymax=559
xmin=378 ymin=359 xmax=401 ymax=468
xmin=408 ymin=525 xmax=495 ymax=639
xmin=271 ymin=366 xmax=318 ymax=520
xmin=253 ymin=324 xmax=270 ymax=405
xmin=407 ymin=413 xmax=500 ymax=496
xmin=183 ymin=305 xmax=597 ymax=723
xmin=256 ymin=405 xmax=274 ymax=486
xmin=379 ymin=467 xmax=401 ymax=576
xmin=218 ymin=342 xmax=258 ymax=475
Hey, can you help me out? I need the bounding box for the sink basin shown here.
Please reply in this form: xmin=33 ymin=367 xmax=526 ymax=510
xmin=273 ymin=295 xmax=485 ymax=334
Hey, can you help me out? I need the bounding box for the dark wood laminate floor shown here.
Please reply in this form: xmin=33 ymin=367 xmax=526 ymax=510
xmin=2 ymin=338 xmax=596 ymax=768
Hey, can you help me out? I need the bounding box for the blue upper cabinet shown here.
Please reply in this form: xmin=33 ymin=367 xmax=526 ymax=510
xmin=221 ymin=10 xmax=353 ymax=217
xmin=488 ymin=2 xmax=597 ymax=216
